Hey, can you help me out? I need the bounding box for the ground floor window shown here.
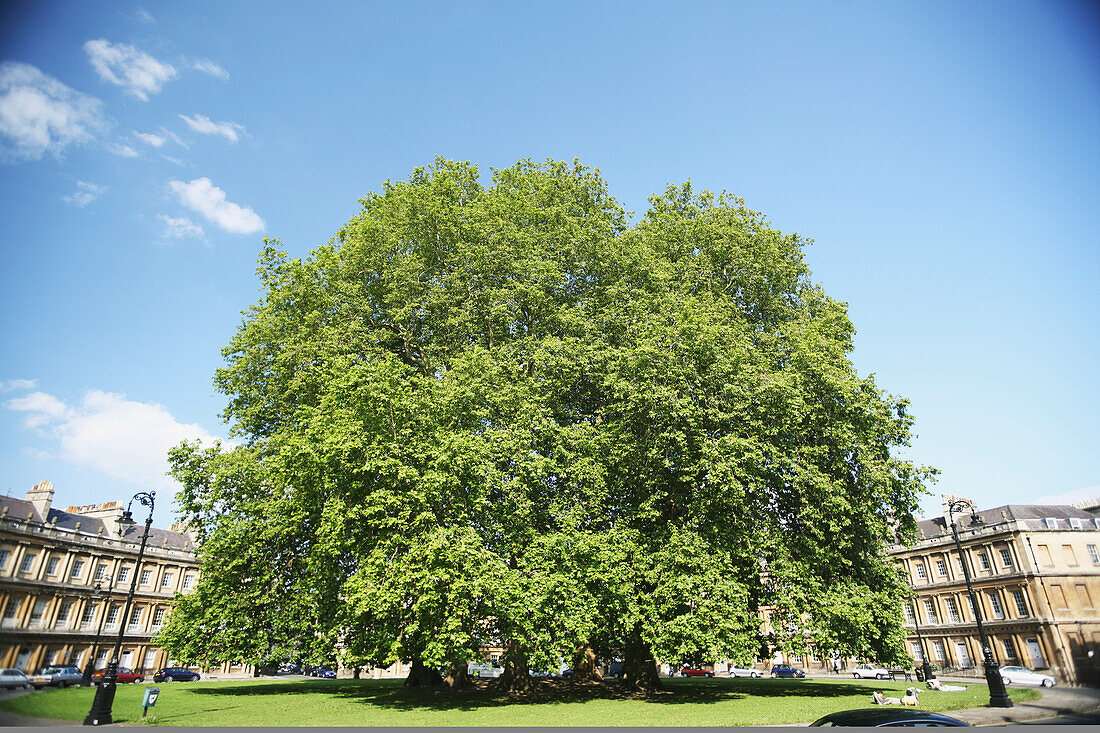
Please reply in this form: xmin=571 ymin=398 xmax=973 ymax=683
xmin=911 ymin=642 xmax=925 ymax=661
xmin=932 ymin=640 xmax=946 ymax=661
xmin=144 ymin=650 xmax=157 ymax=669
xmin=1002 ymin=637 xmax=1018 ymax=663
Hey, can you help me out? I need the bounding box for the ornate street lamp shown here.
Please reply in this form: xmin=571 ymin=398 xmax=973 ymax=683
xmin=81 ymin=584 xmax=109 ymax=685
xmin=946 ymin=498 xmax=1012 ymax=708
xmin=84 ymin=491 xmax=155 ymax=726
xmin=908 ymin=593 xmax=935 ymax=683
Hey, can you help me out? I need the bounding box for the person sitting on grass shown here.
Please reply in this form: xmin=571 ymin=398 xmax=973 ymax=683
xmin=871 ymin=691 xmax=901 ymax=705
xmin=901 ymin=688 xmax=920 ymax=707
xmin=926 ymin=678 xmax=967 ymax=691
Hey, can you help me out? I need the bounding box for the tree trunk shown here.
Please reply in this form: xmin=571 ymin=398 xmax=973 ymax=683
xmin=403 ymin=657 xmax=442 ymax=687
xmin=443 ymin=660 xmax=473 ymax=689
xmin=570 ymin=644 xmax=604 ymax=682
xmin=353 ymin=667 xmax=361 ymax=680
xmin=492 ymin=640 xmax=533 ymax=692
xmin=621 ymin=631 xmax=662 ymax=691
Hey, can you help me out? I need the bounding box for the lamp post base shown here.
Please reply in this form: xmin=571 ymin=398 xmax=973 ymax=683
xmin=83 ymin=681 xmax=117 ymax=725
xmin=983 ymin=660 xmax=1013 ymax=708
xmin=921 ymin=661 xmax=935 ymax=682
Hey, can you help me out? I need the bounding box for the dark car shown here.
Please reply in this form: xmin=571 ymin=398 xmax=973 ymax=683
xmin=770 ymin=664 xmax=806 ymax=679
xmin=92 ymin=667 xmax=143 ymax=684
xmin=679 ymin=667 xmax=714 ymax=677
xmin=152 ymin=667 xmax=201 ymax=682
xmin=310 ymin=668 xmax=336 ymax=678
xmin=810 ymin=708 xmax=969 ymax=727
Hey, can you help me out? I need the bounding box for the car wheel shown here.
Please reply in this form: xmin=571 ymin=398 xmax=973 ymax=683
xmin=166 ymin=675 xmax=174 ymax=682
xmin=752 ymin=672 xmax=760 ymax=678
xmin=1042 ymin=678 xmax=1054 ymax=687
xmin=852 ymin=673 xmax=859 ymax=679
xmin=705 ymin=672 xmax=713 ymax=677
xmin=876 ymin=673 xmax=884 ymax=680
xmin=1001 ymin=677 xmax=1011 ymax=685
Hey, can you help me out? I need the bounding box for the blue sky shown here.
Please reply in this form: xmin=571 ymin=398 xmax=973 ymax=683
xmin=1 ymin=0 xmax=1097 ymax=527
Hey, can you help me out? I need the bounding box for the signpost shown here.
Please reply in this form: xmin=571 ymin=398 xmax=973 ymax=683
xmin=141 ymin=687 xmax=160 ymax=718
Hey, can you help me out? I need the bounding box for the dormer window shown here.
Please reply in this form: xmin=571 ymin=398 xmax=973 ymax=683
xmin=1044 ymin=518 xmax=1059 ymax=530
xmin=1070 ymin=518 xmax=1084 ymax=529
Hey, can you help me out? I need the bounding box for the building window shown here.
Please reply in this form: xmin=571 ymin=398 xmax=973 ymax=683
xmin=71 ymin=560 xmax=85 ymax=578
xmin=143 ymin=650 xmax=157 ymax=670
xmin=999 ymin=549 xmax=1013 ymax=567
xmin=911 ymin=642 xmax=925 ymax=661
xmin=80 ymin=602 xmax=97 ymax=627
xmin=1011 ymin=589 xmax=1029 ymax=617
xmin=55 ymin=601 xmax=73 ymax=625
xmin=932 ymin=640 xmax=946 ymax=661
xmin=117 ymin=567 xmax=130 ymax=584
xmin=977 ymin=553 xmax=991 ymax=571
xmin=923 ymin=599 xmax=939 ymax=624
xmin=95 ymin=649 xmax=110 ymax=668
xmin=120 ymin=650 xmax=133 ymax=668
xmin=0 ymin=549 xmax=9 ymax=569
xmin=105 ymin=604 xmax=121 ymax=627
xmin=151 ymin=607 xmax=166 ymax=629
xmin=945 ymin=597 xmax=961 ymax=623
xmin=1088 ymin=545 xmax=1100 ymax=565
xmin=93 ymin=564 xmax=108 ymax=582
xmin=935 ymin=560 xmax=947 ymax=576
xmin=161 ymin=572 xmax=174 ymax=589
xmin=988 ymin=592 xmax=1005 ymax=619
xmin=139 ymin=570 xmax=152 ymax=586
xmin=19 ymin=553 xmax=35 ymax=573
xmin=1044 ymin=518 xmax=1059 ymax=529
xmin=1002 ymin=638 xmax=1018 ymax=663
xmin=1063 ymin=545 xmax=1078 ymax=566
xmin=128 ymin=606 xmax=142 ymax=629
xmin=1 ymin=596 xmax=21 ymax=627
xmin=1077 ymin=584 xmax=1094 ymax=609
xmin=956 ymin=557 xmax=966 ymax=574
xmin=965 ymin=595 xmax=975 ymax=619
xmin=903 ymin=603 xmax=915 ymax=625
xmin=1070 ymin=518 xmax=1085 ymax=529
xmin=915 ymin=563 xmax=927 ymax=579
xmin=182 ymin=574 xmax=195 ymax=590
xmin=28 ymin=599 xmax=47 ymax=626
xmin=1037 ymin=544 xmax=1054 ymax=566
xmin=45 ymin=557 xmax=59 ymax=575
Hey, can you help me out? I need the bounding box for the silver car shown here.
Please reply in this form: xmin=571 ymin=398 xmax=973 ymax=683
xmin=999 ymin=665 xmax=1055 ymax=687
xmin=0 ymin=669 xmax=31 ymax=690
xmin=727 ymin=666 xmax=762 ymax=678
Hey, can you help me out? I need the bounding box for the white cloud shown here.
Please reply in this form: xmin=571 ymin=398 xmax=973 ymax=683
xmin=134 ymin=7 xmax=155 ymax=23
xmin=158 ymin=214 xmax=204 ymax=239
xmin=0 ymin=62 xmax=108 ymax=162
xmin=160 ymin=154 xmax=184 ymax=166
xmin=193 ymin=59 xmax=229 ymax=81
xmin=134 ymin=130 xmax=164 ymax=147
xmin=168 ymin=177 xmax=264 ymax=234
xmin=179 ymin=113 xmax=245 ymax=143
xmin=84 ymin=39 xmax=176 ymax=101
xmin=5 ymin=387 xmax=226 ymax=491
xmin=1035 ymin=486 xmax=1100 ymax=506
xmin=107 ymin=142 xmax=139 ymax=158
xmin=0 ymin=379 xmax=37 ymax=392
xmin=63 ymin=181 xmax=105 ymax=207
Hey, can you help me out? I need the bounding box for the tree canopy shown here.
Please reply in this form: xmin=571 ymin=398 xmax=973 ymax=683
xmin=158 ymin=158 xmax=932 ymax=689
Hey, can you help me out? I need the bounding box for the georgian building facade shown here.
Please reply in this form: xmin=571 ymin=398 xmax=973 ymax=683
xmin=0 ymin=481 xmax=211 ymax=674
xmin=892 ymin=495 xmax=1100 ymax=685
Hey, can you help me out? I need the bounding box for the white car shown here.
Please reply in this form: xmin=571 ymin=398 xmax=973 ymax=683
xmin=0 ymin=669 xmax=31 ymax=690
xmin=851 ymin=663 xmax=891 ymax=679
xmin=999 ymin=665 xmax=1055 ymax=687
xmin=727 ymin=666 xmax=762 ymax=678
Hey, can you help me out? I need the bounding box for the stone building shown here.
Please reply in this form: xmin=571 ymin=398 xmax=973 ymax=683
xmin=0 ymin=480 xmax=245 ymax=677
xmin=893 ymin=495 xmax=1100 ymax=685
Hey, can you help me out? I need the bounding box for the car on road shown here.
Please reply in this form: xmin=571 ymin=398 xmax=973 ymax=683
xmin=41 ymin=665 xmax=84 ymax=687
xmin=727 ymin=666 xmax=763 ymax=678
xmin=152 ymin=667 xmax=201 ymax=682
xmin=310 ymin=668 xmax=336 ymax=678
xmin=770 ymin=664 xmax=806 ymax=679
xmin=851 ymin=663 xmax=891 ymax=680
xmin=92 ymin=667 xmax=144 ymax=684
xmin=999 ymin=665 xmax=1055 ymax=687
xmin=810 ymin=708 xmax=969 ymax=726
xmin=679 ymin=667 xmax=715 ymax=677
xmin=0 ymin=669 xmax=31 ymax=690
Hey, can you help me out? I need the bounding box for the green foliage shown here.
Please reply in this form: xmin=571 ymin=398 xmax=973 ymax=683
xmin=162 ymin=157 xmax=933 ymax=677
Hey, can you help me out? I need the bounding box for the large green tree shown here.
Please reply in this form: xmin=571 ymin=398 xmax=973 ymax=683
xmin=159 ymin=158 xmax=931 ymax=691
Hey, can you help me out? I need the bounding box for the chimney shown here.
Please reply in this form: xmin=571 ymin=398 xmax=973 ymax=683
xmin=68 ymin=501 xmax=126 ymax=536
xmin=26 ymin=480 xmax=53 ymax=520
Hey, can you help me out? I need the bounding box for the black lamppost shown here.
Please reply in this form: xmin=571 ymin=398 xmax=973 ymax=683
xmin=84 ymin=491 xmax=155 ymax=726
xmin=81 ymin=584 xmax=108 ymax=685
xmin=909 ymin=594 xmax=935 ymax=683
xmin=946 ymin=498 xmax=1013 ymax=708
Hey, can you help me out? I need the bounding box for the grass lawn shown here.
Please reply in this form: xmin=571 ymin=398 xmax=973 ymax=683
xmin=4 ymin=677 xmax=1041 ymax=726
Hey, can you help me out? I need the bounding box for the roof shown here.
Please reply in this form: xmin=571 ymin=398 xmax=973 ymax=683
xmin=915 ymin=504 xmax=1099 ymax=539
xmin=0 ymin=494 xmax=194 ymax=552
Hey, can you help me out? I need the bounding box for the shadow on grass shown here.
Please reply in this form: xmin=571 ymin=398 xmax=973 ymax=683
xmin=186 ymin=677 xmax=901 ymax=713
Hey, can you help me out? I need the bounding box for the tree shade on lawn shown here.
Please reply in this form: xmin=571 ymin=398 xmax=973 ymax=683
xmin=158 ymin=158 xmax=933 ymax=690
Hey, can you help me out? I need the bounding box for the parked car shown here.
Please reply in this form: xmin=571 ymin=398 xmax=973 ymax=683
xmin=27 ymin=669 xmax=58 ymax=689
xmin=810 ymin=708 xmax=969 ymax=727
xmin=153 ymin=667 xmax=201 ymax=682
xmin=604 ymin=661 xmax=623 ymax=679
xmin=728 ymin=666 xmax=762 ymax=678
xmin=92 ymin=667 xmax=144 ymax=684
xmin=560 ymin=667 xmax=574 ymax=679
xmin=999 ymin=665 xmax=1055 ymax=687
xmin=42 ymin=665 xmax=84 ymax=687
xmin=851 ymin=663 xmax=891 ymax=680
xmin=310 ymin=668 xmax=336 ymax=678
xmin=770 ymin=664 xmax=806 ymax=679
xmin=0 ymin=669 xmax=31 ymax=690
xmin=679 ymin=667 xmax=714 ymax=677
